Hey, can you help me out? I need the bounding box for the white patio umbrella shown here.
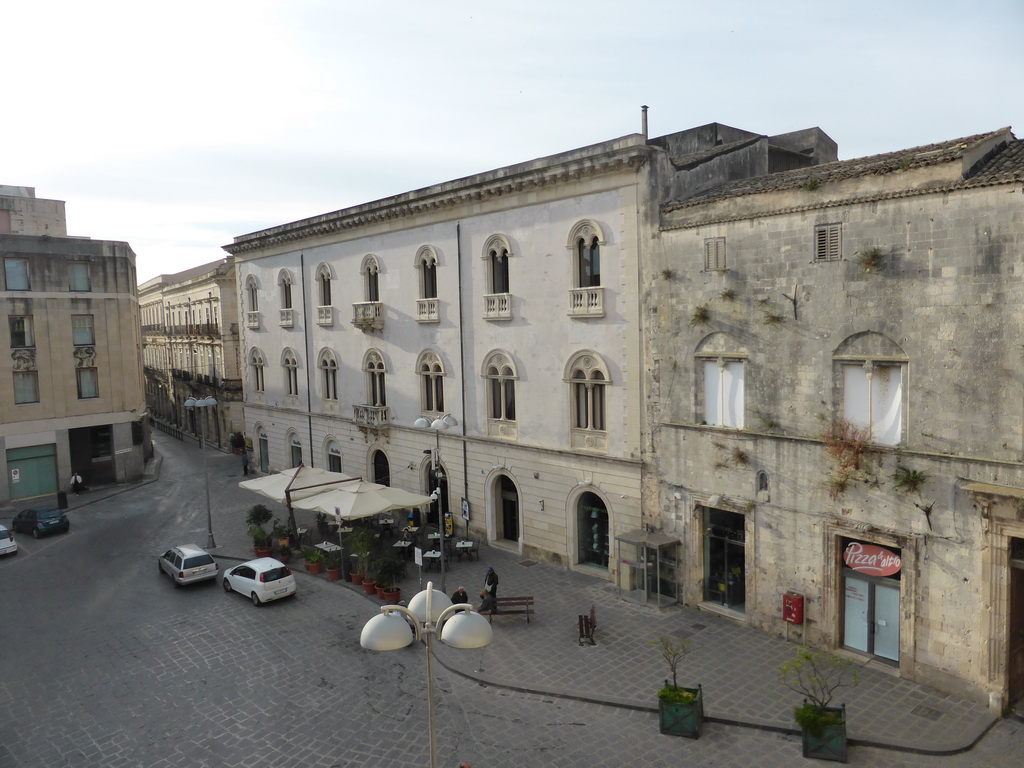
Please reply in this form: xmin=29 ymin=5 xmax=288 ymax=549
xmin=238 ymin=464 xmax=358 ymax=536
xmin=292 ymin=482 xmax=435 ymax=520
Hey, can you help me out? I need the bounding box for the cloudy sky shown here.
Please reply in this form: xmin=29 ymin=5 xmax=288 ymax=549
xmin=6 ymin=0 xmax=1022 ymax=284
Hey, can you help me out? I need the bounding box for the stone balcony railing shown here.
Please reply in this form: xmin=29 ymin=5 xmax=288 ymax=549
xmin=353 ymin=404 xmax=389 ymax=427
xmin=245 ymin=311 xmax=261 ymax=329
xmin=568 ymin=287 xmax=604 ymax=318
xmin=483 ymin=293 xmax=512 ymax=321
xmin=317 ymin=305 xmax=334 ymax=326
xmin=416 ymin=298 xmax=439 ymax=323
xmin=352 ymin=301 xmax=384 ymax=331
xmin=279 ymin=308 xmax=294 ymax=328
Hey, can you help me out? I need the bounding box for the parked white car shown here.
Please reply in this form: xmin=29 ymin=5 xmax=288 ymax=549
xmin=158 ymin=544 xmax=219 ymax=586
xmin=222 ymin=558 xmax=296 ymax=606
xmin=0 ymin=524 xmax=17 ymax=556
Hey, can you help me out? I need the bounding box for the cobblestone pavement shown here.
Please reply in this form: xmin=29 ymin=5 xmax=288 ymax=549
xmin=0 ymin=433 xmax=1020 ymax=766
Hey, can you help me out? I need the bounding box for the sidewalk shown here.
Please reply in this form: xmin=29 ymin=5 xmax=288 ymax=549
xmin=10 ymin=444 xmax=997 ymax=756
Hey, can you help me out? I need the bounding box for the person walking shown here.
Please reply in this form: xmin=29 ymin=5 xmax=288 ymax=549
xmin=483 ymin=566 xmax=498 ymax=600
xmin=241 ymin=451 xmax=250 ymax=476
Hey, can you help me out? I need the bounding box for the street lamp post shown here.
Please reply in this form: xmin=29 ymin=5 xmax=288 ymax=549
xmin=184 ymin=396 xmax=218 ymax=549
xmin=414 ymin=413 xmax=457 ymax=593
xmin=360 ymin=582 xmax=492 ymax=768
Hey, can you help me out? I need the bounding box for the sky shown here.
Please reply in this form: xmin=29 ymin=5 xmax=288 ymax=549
xmin=6 ymin=0 xmax=1023 ymax=284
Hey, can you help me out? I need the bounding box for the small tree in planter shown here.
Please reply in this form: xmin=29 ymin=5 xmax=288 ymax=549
xmin=778 ymin=646 xmax=859 ymax=762
xmin=652 ymin=635 xmax=703 ymax=739
xmin=325 ymin=551 xmax=343 ymax=581
xmin=374 ymin=556 xmax=404 ymax=603
xmin=245 ymin=504 xmax=274 ymax=530
xmin=271 ymin=518 xmax=290 ymax=548
xmin=229 ymin=432 xmax=246 ymax=454
xmin=347 ymin=527 xmax=377 ymax=586
xmin=250 ymin=526 xmax=272 ymax=557
xmin=277 ymin=543 xmax=292 ymax=564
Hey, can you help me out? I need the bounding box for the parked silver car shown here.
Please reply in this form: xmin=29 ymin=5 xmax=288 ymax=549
xmin=0 ymin=524 xmax=16 ymax=556
xmin=158 ymin=544 xmax=219 ymax=586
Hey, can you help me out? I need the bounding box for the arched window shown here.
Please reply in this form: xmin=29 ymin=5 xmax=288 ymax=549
xmin=257 ymin=428 xmax=269 ymax=473
xmin=482 ymin=350 xmax=517 ymax=422
xmin=361 ymin=254 xmax=381 ymax=302
xmin=695 ymin=333 xmax=748 ymax=429
xmin=318 ymin=349 xmax=338 ymax=401
xmin=833 ymin=332 xmax=907 ymax=446
xmin=289 ymin=433 xmax=302 ymax=468
xmin=282 ymin=348 xmax=299 ymax=397
xmin=246 ymin=276 xmax=259 ymax=312
xmin=416 ymin=350 xmax=445 ymax=414
xmin=489 ymin=244 xmax=510 ymax=294
xmin=416 ymin=245 xmax=438 ymax=299
xmin=278 ymin=270 xmax=294 ymax=310
xmin=578 ymin=492 xmax=609 ymax=568
xmin=565 ymin=351 xmax=609 ymax=433
xmin=326 ymin=440 xmax=342 ymax=473
xmin=364 ymin=350 xmax=387 ymax=407
xmin=248 ymin=348 xmax=265 ymax=393
xmin=567 ymin=220 xmax=605 ymax=288
xmin=316 ymin=263 xmax=333 ymax=307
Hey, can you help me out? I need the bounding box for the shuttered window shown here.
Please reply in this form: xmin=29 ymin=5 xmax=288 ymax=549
xmin=704 ymin=237 xmax=727 ymax=271
xmin=814 ymin=224 xmax=842 ymax=262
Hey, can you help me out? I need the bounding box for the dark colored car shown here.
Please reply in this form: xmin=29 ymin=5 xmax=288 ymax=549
xmin=12 ymin=507 xmax=70 ymax=538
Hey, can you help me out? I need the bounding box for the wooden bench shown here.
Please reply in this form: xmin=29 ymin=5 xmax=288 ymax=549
xmin=578 ymin=604 xmax=597 ymax=645
xmin=482 ymin=595 xmax=535 ymax=623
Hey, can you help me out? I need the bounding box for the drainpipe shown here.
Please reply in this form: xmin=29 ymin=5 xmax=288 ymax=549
xmin=456 ymin=222 xmax=470 ymax=538
xmin=301 ymin=252 xmax=314 ymax=465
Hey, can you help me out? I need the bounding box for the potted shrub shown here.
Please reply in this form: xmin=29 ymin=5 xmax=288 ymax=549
xmin=245 ymin=503 xmax=274 ymax=531
xmin=325 ymin=551 xmax=343 ymax=581
xmin=277 ymin=543 xmax=292 ymax=564
xmin=374 ymin=556 xmax=404 ymax=604
xmin=229 ymin=431 xmax=246 ymax=455
xmin=347 ymin=527 xmax=377 ymax=586
xmin=652 ymin=635 xmax=703 ymax=739
xmin=315 ymin=511 xmax=330 ymax=538
xmin=361 ymin=557 xmax=378 ymax=596
xmin=250 ymin=526 xmax=273 ymax=558
xmin=271 ymin=518 xmax=290 ymax=549
xmin=303 ymin=547 xmax=324 ymax=575
xmin=778 ymin=646 xmax=859 ymax=762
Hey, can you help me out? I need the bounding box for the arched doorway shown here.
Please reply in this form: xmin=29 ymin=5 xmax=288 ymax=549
xmin=372 ymin=450 xmax=390 ymax=487
xmin=258 ymin=430 xmax=269 ymax=473
xmin=495 ymin=475 xmax=519 ymax=543
xmin=577 ymin=492 xmax=609 ymax=568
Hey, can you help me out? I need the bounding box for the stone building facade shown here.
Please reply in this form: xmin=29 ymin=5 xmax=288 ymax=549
xmin=1 ymin=185 xmax=147 ymax=503
xmin=223 ymin=120 xmax=834 ymax=586
xmin=139 ymin=258 xmax=243 ymax=448
xmin=646 ymin=128 xmax=1024 ymax=710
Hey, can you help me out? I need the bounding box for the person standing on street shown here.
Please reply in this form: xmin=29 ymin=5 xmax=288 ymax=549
xmin=70 ymin=471 xmax=84 ymax=495
xmin=483 ymin=566 xmax=498 ymax=600
xmin=241 ymin=451 xmax=250 ymax=476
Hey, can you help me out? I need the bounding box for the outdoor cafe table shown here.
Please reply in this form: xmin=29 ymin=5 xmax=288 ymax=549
xmin=455 ymin=540 xmax=474 ymax=560
xmin=393 ymin=539 xmax=413 ymax=559
xmin=422 ymin=549 xmax=443 ymax=571
xmin=316 ymin=542 xmax=341 ymax=555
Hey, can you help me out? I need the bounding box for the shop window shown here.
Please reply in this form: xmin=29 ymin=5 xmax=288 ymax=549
xmin=289 ymin=434 xmax=302 ymax=467
xmin=703 ymin=507 xmax=746 ymax=612
xmin=841 ymin=538 xmax=902 ymax=663
xmin=326 ymin=440 xmax=342 ymax=473
xmin=578 ymin=492 xmax=609 ymax=568
xmin=258 ymin=429 xmax=269 ymax=473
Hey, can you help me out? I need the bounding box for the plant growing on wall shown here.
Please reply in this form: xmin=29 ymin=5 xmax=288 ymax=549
xmin=719 ymin=288 xmax=735 ymax=301
xmin=856 ymin=246 xmax=884 ymax=273
xmin=689 ymin=304 xmax=711 ymax=326
xmin=802 ymin=176 xmax=821 ymax=191
xmin=893 ymin=465 xmax=928 ymax=494
xmin=661 ymin=268 xmax=675 ymax=281
xmin=822 ymin=420 xmax=871 ymax=500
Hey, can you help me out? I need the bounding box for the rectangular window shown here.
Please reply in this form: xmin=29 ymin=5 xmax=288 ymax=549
xmin=14 ymin=371 xmax=39 ymax=404
xmin=703 ymin=360 xmax=745 ymax=428
xmin=72 ymin=315 xmax=95 ymax=345
xmin=842 ymin=364 xmax=902 ymax=445
xmin=77 ymin=368 xmax=99 ymax=399
xmin=704 ymin=237 xmax=726 ymax=271
xmin=4 ymin=258 xmax=29 ymax=290
xmin=9 ymin=316 xmax=34 ymax=347
xmin=69 ymin=262 xmax=92 ymax=291
xmin=814 ymin=224 xmax=842 ymax=262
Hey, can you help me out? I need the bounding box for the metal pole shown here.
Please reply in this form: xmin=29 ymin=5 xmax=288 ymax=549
xmin=201 ymin=409 xmax=217 ymax=549
xmin=437 ymin=428 xmax=446 ymax=594
xmin=425 ymin=589 xmax=439 ymax=768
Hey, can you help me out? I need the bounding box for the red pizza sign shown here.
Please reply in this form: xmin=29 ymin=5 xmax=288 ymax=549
xmin=843 ymin=542 xmax=901 ymax=576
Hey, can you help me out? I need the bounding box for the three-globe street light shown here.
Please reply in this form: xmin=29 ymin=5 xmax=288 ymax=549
xmin=413 ymin=413 xmax=458 ymax=594
xmin=184 ymin=396 xmax=218 ymax=549
xmin=360 ymin=582 xmax=492 ymax=768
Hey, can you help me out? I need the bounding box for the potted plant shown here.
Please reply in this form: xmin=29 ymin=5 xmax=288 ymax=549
xmin=361 ymin=557 xmax=378 ymax=596
xmin=277 ymin=543 xmax=292 ymax=564
xmin=245 ymin=503 xmax=274 ymax=531
xmin=347 ymin=527 xmax=378 ymax=586
xmin=778 ymin=646 xmax=859 ymax=762
xmin=652 ymin=635 xmax=703 ymax=739
xmin=302 ymin=547 xmax=324 ymax=575
xmin=229 ymin=431 xmax=246 ymax=455
xmin=271 ymin=518 xmax=290 ymax=548
xmin=315 ymin=511 xmax=330 ymax=537
xmin=325 ymin=551 xmax=343 ymax=581
xmin=374 ymin=556 xmax=404 ymax=603
xmin=250 ymin=526 xmax=273 ymax=558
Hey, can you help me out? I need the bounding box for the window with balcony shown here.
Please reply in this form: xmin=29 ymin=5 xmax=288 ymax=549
xmin=278 ymin=270 xmax=294 ymax=327
xmin=316 ymin=263 xmax=334 ymax=326
xmin=483 ymin=234 xmax=513 ymax=320
xmin=416 ymin=350 xmax=445 ymax=414
xmin=245 ymin=276 xmax=261 ymax=329
xmin=72 ymin=314 xmax=95 ymax=346
xmin=69 ymin=261 xmax=92 ymax=291
xmin=416 ymin=245 xmax=440 ymax=322
xmin=354 ymin=349 xmax=389 ymax=426
xmin=483 ymin=350 xmax=517 ymax=439
xmin=353 ymin=254 xmax=384 ymax=330
xmin=567 ymin=220 xmax=605 ymax=317
xmin=4 ymin=258 xmax=29 ymax=291
xmin=565 ymin=351 xmax=608 ymax=451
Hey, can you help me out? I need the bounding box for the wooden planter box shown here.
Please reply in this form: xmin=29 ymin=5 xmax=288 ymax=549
xmin=801 ymin=705 xmax=847 ymax=763
xmin=658 ymin=684 xmax=703 ymax=739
